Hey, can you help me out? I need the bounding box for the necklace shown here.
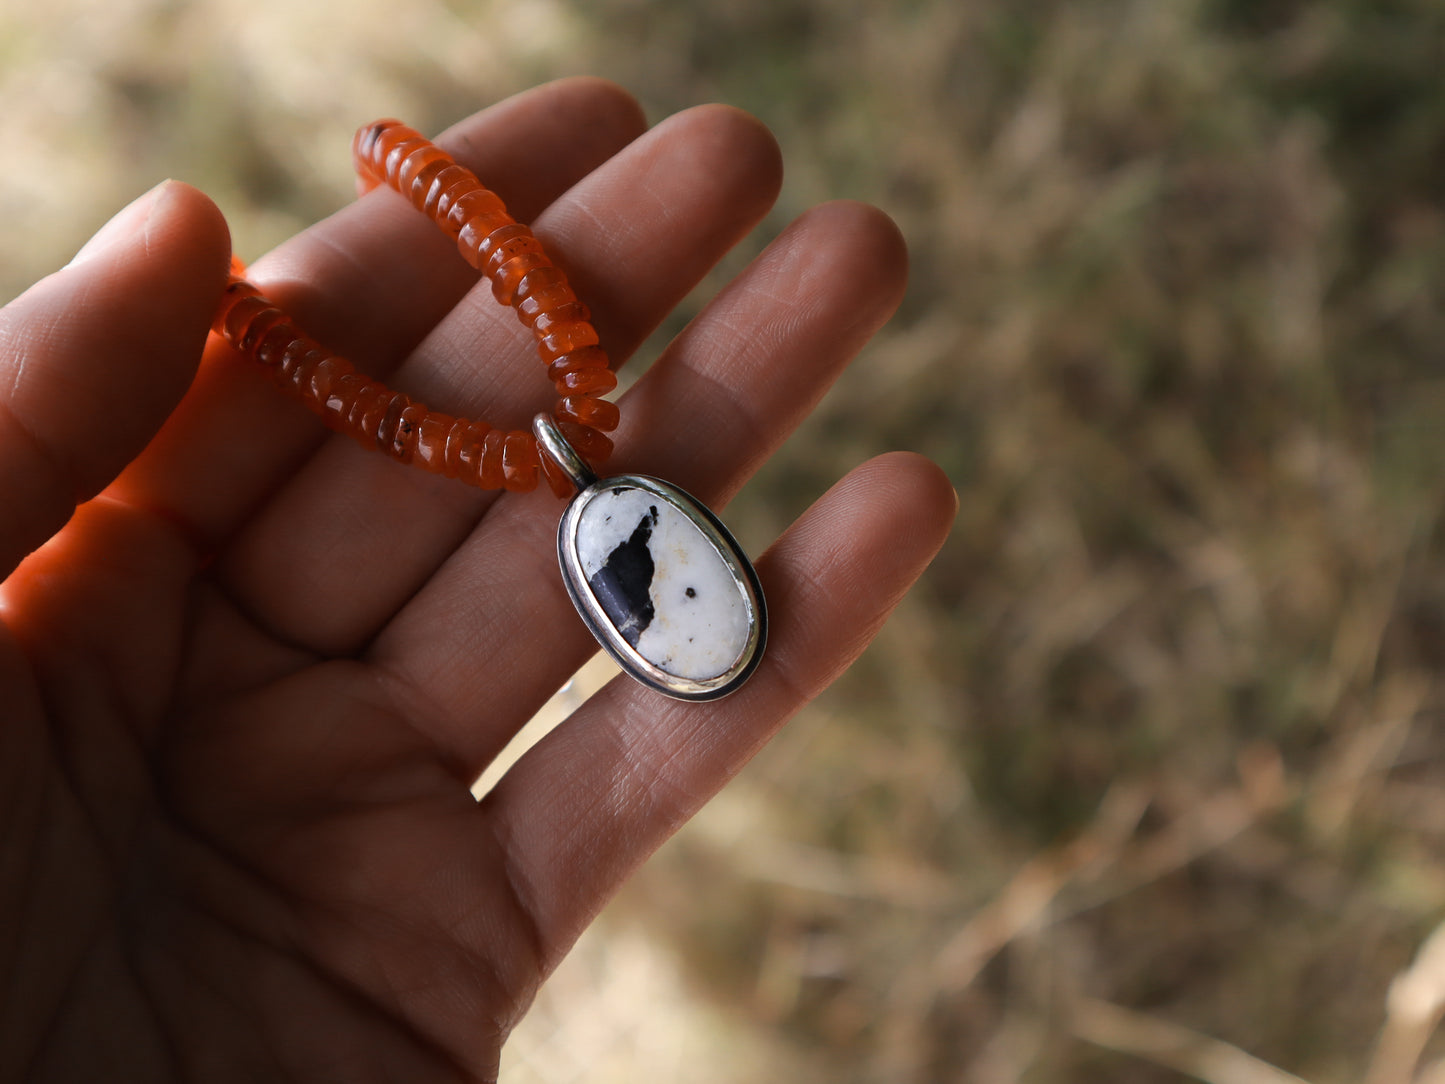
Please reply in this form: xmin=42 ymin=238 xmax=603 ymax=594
xmin=213 ymin=120 xmax=766 ymax=701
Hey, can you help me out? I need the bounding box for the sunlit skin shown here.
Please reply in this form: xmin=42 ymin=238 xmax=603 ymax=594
xmin=0 ymin=79 xmax=955 ymax=1082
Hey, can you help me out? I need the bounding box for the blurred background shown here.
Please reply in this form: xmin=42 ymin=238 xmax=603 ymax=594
xmin=6 ymin=0 xmax=1445 ymax=1080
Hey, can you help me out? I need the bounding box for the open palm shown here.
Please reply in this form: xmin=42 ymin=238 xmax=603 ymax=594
xmin=0 ymin=79 xmax=954 ymax=1082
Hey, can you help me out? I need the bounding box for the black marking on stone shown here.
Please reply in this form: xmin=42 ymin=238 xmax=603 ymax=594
xmin=685 ymin=587 xmax=697 ymax=599
xmin=588 ymin=506 xmax=660 ymax=647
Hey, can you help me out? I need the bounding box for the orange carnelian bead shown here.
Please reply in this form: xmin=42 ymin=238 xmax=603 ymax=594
xmin=274 ymin=339 xmax=313 ymax=385
xmin=538 ymin=450 xmax=576 ymax=499
xmin=537 ymin=322 xmax=601 ymax=364
xmin=280 ymin=342 xmax=326 ymax=386
xmin=430 ymin=177 xmax=480 ymax=227
xmin=515 ymin=263 xmax=565 ymax=289
xmin=280 ymin=348 xmax=327 ymax=396
xmin=370 ymin=391 xmax=404 ymax=443
xmin=483 ymin=232 xmax=545 ymax=279
xmin=254 ymin=323 xmax=296 ymax=367
xmin=406 ymin=160 xmax=453 ymax=214
xmin=341 ymin=379 xmax=376 ymax=427
xmin=381 ymin=148 xmax=427 ymax=194
xmin=352 ymin=120 xmax=404 ymax=174
xmin=306 ymin=354 xmax=351 ymax=405
xmin=379 ymin=136 xmax=428 ymax=183
xmin=492 ymin=251 xmax=551 ymax=306
xmin=359 ymin=118 xmax=402 ymax=146
xmin=414 ymin=413 xmax=452 ymax=473
xmin=237 ymin=306 xmax=287 ymax=353
xmin=392 ymin=403 xmax=428 ymax=462
xmin=398 ymin=147 xmax=449 ymax=201
xmin=448 ymin=185 xmax=505 ymax=221
xmin=334 ymin=372 xmax=370 ymax=415
xmin=384 ymin=138 xmax=429 ymax=184
xmin=457 ymin=215 xmax=519 ymax=270
xmin=423 ymin=167 xmax=473 ymax=220
xmin=213 ymin=279 xmax=260 ymax=330
xmin=352 ymin=384 xmax=393 ymax=439
xmin=478 ymin=429 xmax=507 ymax=489
xmin=513 ymin=265 xmax=568 ymax=312
xmin=547 ymin=346 xmax=609 ymax=381
xmin=323 ymin=373 xmax=366 ymax=426
xmin=222 ymin=295 xmax=273 ymax=343
xmin=515 ymin=274 xmax=574 ymax=310
xmin=457 ymin=421 xmax=487 ymax=480
xmin=531 ymin=301 xmax=591 ymax=338
xmin=448 ymin=188 xmax=509 ymax=236
xmin=558 ymin=421 xmax=613 ymax=463
xmin=375 ymin=392 xmax=412 ymax=455
xmin=556 ymin=366 xmax=618 ymax=397
xmin=442 ymin=416 xmax=471 ymax=478
xmin=556 ymin=395 xmax=620 ymax=432
xmin=466 ymin=222 xmax=531 ymax=269
xmin=501 ymin=431 xmax=540 ymax=492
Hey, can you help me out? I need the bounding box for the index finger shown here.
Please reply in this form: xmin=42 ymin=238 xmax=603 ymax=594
xmin=0 ymin=181 xmax=230 ymax=580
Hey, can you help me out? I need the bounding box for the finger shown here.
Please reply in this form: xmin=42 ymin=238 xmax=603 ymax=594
xmin=483 ymin=453 xmax=957 ymax=966
xmin=0 ymin=181 xmax=229 ymax=580
xmin=369 ymin=202 xmax=910 ymax=770
xmin=217 ymin=105 xmax=783 ymax=654
xmin=117 ymin=78 xmax=647 ymax=549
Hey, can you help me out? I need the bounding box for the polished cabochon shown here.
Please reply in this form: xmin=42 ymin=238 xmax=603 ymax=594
xmin=556 ymin=475 xmax=767 ymax=700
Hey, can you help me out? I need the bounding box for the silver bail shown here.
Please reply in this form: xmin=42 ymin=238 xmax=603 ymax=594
xmin=532 ymin=413 xmax=598 ymax=494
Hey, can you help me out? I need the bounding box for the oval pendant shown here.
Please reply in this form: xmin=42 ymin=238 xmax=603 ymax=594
xmin=535 ymin=416 xmax=767 ymax=701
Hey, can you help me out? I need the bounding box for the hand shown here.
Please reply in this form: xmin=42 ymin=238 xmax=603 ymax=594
xmin=0 ymin=79 xmax=955 ymax=1082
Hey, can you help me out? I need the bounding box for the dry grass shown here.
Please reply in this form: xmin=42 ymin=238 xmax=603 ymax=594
xmin=7 ymin=0 xmax=1445 ymax=1079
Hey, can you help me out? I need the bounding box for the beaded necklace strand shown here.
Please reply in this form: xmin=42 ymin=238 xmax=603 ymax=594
xmin=213 ymin=120 xmax=615 ymax=500
xmin=210 ymin=120 xmax=766 ymax=701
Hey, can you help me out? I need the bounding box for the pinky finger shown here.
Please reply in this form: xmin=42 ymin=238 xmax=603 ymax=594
xmin=479 ymin=452 xmax=957 ymax=968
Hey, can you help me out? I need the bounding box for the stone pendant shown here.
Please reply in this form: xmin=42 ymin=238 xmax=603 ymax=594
xmin=535 ymin=416 xmax=767 ymax=701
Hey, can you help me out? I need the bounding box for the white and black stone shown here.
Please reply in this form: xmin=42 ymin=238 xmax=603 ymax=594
xmin=559 ymin=478 xmax=765 ymax=698
xmin=584 ymin=502 xmax=659 ymax=649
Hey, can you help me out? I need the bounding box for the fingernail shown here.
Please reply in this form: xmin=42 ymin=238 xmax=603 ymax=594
xmin=68 ymin=179 xmax=174 ymax=267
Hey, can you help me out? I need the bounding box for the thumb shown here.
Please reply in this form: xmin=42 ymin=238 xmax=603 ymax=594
xmin=0 ymin=180 xmax=230 ymax=579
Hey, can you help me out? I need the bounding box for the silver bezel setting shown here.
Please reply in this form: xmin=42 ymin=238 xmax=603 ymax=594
xmin=556 ymin=474 xmax=767 ymax=701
